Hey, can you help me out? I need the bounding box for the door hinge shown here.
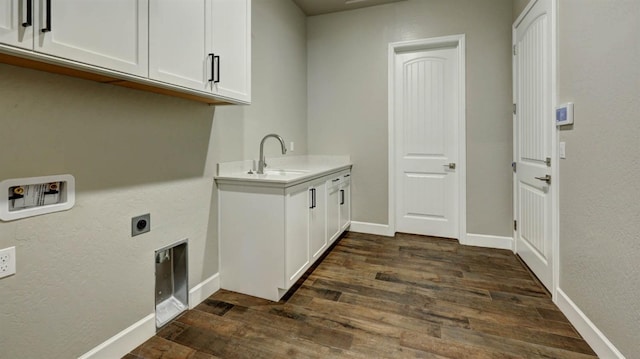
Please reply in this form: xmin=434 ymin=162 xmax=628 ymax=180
xmin=545 ymin=157 xmax=551 ymax=167
xmin=514 ymin=220 xmax=517 ymax=231
xmin=513 ymin=44 xmax=517 ymax=56
xmin=511 ymin=162 xmax=517 ymax=172
xmin=513 ymin=103 xmax=517 ymax=115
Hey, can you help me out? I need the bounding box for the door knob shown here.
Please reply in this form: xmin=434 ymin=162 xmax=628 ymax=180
xmin=534 ymin=174 xmax=551 ymax=184
xmin=444 ymin=163 xmax=456 ymax=170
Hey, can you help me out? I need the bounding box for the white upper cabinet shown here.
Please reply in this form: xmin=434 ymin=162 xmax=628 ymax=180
xmin=0 ymin=0 xmax=33 ymax=49
xmin=0 ymin=0 xmax=149 ymax=76
xmin=149 ymin=0 xmax=250 ymax=102
xmin=35 ymin=0 xmax=148 ymax=76
xmin=211 ymin=0 xmax=251 ymax=102
xmin=0 ymin=0 xmax=250 ymax=104
xmin=149 ymin=0 xmax=212 ymax=92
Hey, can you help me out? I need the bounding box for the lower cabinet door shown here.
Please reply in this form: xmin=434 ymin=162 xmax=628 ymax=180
xmin=327 ymin=181 xmax=341 ymax=243
xmin=285 ymin=186 xmax=310 ymax=287
xmin=339 ymin=179 xmax=351 ymax=230
xmin=309 ymin=182 xmax=327 ymax=260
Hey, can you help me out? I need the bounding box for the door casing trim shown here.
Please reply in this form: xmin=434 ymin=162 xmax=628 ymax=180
xmin=387 ymin=34 xmax=467 ymax=242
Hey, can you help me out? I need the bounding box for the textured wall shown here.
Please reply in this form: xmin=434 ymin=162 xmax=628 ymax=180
xmin=0 ymin=1 xmax=307 ymax=357
xmin=307 ymin=0 xmax=514 ymax=236
xmin=557 ymin=0 xmax=640 ymax=356
xmin=513 ymin=0 xmax=530 ymax=21
xmin=0 ymin=67 xmax=215 ymax=358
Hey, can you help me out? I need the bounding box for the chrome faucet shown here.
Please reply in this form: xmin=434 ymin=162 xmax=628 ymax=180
xmin=257 ymin=134 xmax=287 ymax=174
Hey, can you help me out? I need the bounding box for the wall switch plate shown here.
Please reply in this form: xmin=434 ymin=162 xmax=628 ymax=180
xmin=0 ymin=246 xmax=16 ymax=279
xmin=131 ymin=214 xmax=151 ymax=237
xmin=559 ymin=142 xmax=566 ymax=159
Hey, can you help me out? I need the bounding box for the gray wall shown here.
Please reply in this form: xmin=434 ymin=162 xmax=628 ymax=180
xmin=513 ymin=0 xmax=530 ymax=21
xmin=558 ymin=0 xmax=640 ymax=356
xmin=0 ymin=1 xmax=307 ymax=357
xmin=307 ymin=0 xmax=514 ymax=236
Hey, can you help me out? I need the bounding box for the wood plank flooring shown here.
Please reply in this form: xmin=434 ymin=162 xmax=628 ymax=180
xmin=126 ymin=232 xmax=597 ymax=359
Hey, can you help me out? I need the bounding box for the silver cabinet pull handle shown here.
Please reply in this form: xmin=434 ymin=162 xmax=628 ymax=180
xmin=535 ymin=175 xmax=551 ymax=184
xmin=443 ymin=163 xmax=456 ymax=170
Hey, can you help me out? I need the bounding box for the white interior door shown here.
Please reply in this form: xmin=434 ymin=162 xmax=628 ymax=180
xmin=514 ymin=0 xmax=554 ymax=290
xmin=395 ymin=47 xmax=459 ymax=239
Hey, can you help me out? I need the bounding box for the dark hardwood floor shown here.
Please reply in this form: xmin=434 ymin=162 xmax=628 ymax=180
xmin=125 ymin=232 xmax=597 ymax=358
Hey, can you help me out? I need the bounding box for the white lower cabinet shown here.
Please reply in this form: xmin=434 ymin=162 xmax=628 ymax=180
xmin=327 ymin=176 xmax=341 ymax=243
xmin=339 ymin=174 xmax=351 ymax=232
xmin=218 ymin=169 xmax=350 ymax=301
xmin=308 ymin=181 xmax=327 ymax=262
xmin=327 ymin=172 xmax=352 ymax=243
xmin=285 ymin=183 xmax=311 ymax=287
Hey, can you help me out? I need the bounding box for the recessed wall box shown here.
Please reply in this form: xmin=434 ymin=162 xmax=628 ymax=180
xmin=556 ymin=102 xmax=574 ymax=126
xmin=155 ymin=240 xmax=188 ymax=328
xmin=0 ymin=175 xmax=75 ymax=221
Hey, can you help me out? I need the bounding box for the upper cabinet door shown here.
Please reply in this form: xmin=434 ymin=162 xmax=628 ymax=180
xmin=211 ymin=0 xmax=250 ymax=103
xmin=35 ymin=0 xmax=148 ymax=77
xmin=0 ymin=0 xmax=33 ymax=49
xmin=149 ymin=0 xmax=212 ymax=92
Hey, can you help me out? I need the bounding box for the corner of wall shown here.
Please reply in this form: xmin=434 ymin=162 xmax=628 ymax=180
xmin=555 ymin=288 xmax=626 ymax=359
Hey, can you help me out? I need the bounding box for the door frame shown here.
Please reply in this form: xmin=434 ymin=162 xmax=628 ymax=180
xmin=512 ymin=0 xmax=559 ymax=299
xmin=387 ymin=34 xmax=467 ymax=242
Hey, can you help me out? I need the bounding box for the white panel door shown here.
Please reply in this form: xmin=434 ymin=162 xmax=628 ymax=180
xmin=35 ymin=0 xmax=148 ymax=76
xmin=0 ymin=0 xmax=33 ymax=49
xmin=149 ymin=0 xmax=212 ymax=91
xmin=395 ymin=47 xmax=459 ymax=238
xmin=514 ymin=0 xmax=553 ymax=290
xmin=211 ymin=0 xmax=250 ymax=102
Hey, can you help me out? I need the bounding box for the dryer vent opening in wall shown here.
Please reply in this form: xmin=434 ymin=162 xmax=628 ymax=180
xmin=0 ymin=174 xmax=75 ymax=221
xmin=155 ymin=240 xmax=188 ymax=328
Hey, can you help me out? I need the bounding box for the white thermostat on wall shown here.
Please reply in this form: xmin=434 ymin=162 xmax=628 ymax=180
xmin=556 ymin=102 xmax=574 ymax=126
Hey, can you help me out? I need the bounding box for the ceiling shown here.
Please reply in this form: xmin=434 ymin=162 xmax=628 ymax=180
xmin=292 ymin=0 xmax=406 ymax=16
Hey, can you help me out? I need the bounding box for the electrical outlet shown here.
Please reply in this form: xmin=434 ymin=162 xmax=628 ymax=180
xmin=132 ymin=213 xmax=151 ymax=237
xmin=0 ymin=246 xmax=16 ymax=279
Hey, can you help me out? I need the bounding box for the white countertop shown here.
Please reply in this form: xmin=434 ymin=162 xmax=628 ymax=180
xmin=215 ymin=155 xmax=352 ymax=187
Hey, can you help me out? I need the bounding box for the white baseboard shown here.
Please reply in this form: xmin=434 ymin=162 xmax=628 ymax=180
xmin=78 ymin=273 xmax=221 ymax=359
xmin=189 ymin=272 xmax=220 ymax=309
xmin=556 ymin=288 xmax=625 ymax=359
xmin=463 ymin=233 xmax=513 ymax=250
xmin=77 ymin=313 xmax=155 ymax=359
xmin=349 ymin=221 xmax=394 ymax=237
